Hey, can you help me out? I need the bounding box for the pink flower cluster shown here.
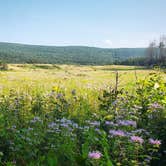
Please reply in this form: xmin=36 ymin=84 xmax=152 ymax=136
xmin=109 ymin=130 xmax=125 ymax=137
xmin=149 ymin=138 xmax=161 ymax=145
xmin=88 ymin=151 xmax=102 ymax=159
xmin=131 ymin=136 xmax=144 ymax=144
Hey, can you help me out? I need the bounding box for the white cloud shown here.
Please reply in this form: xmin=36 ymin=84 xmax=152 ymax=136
xmin=103 ymin=39 xmax=113 ymax=47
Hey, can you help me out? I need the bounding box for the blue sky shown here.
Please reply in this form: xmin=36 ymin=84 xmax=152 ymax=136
xmin=0 ymin=0 xmax=165 ymax=48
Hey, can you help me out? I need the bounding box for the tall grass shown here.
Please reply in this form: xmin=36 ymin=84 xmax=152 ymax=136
xmin=0 ymin=65 xmax=165 ymax=165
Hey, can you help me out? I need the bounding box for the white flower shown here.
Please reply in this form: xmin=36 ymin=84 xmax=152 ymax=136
xmin=154 ymin=83 xmax=159 ymax=89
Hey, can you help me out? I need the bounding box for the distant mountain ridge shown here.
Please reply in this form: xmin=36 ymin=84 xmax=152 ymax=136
xmin=0 ymin=42 xmax=146 ymax=65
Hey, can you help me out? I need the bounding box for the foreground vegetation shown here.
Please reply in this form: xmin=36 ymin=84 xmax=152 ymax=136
xmin=0 ymin=65 xmax=165 ymax=165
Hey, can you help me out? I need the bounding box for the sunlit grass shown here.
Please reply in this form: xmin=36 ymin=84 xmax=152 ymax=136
xmin=0 ymin=64 xmax=161 ymax=95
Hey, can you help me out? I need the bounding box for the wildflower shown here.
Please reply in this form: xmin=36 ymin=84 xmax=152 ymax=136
xmin=154 ymin=83 xmax=159 ymax=89
xmin=60 ymin=123 xmax=68 ymax=128
xmin=118 ymin=120 xmax=137 ymax=127
xmin=60 ymin=118 xmax=72 ymax=124
xmin=149 ymin=102 xmax=162 ymax=109
xmin=88 ymin=151 xmax=102 ymax=159
xmin=95 ymin=128 xmax=100 ymax=132
xmin=30 ymin=116 xmax=42 ymax=123
xmin=131 ymin=136 xmax=144 ymax=144
xmin=131 ymin=129 xmax=149 ymax=136
xmin=149 ymin=138 xmax=161 ymax=146
xmin=72 ymin=123 xmax=78 ymax=128
xmin=105 ymin=121 xmax=114 ymax=125
xmin=109 ymin=130 xmax=125 ymax=137
xmin=95 ymin=128 xmax=102 ymax=134
xmin=52 ymin=86 xmax=59 ymax=92
xmin=56 ymin=93 xmax=63 ymax=99
xmin=34 ymin=116 xmax=40 ymax=120
xmin=48 ymin=122 xmax=57 ymax=128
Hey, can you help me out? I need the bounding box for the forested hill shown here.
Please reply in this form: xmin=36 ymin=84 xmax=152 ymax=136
xmin=0 ymin=42 xmax=146 ymax=65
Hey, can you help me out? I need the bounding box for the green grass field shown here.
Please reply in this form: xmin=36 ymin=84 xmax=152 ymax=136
xmin=0 ymin=64 xmax=155 ymax=110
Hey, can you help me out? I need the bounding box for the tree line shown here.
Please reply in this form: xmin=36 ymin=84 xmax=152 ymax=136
xmin=0 ymin=38 xmax=165 ymax=67
xmin=120 ymin=35 xmax=166 ymax=67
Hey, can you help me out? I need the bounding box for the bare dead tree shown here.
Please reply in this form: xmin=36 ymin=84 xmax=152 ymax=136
xmin=159 ymin=35 xmax=166 ymax=65
xmin=146 ymin=40 xmax=157 ymax=66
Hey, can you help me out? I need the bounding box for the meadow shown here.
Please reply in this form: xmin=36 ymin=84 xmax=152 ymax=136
xmin=0 ymin=64 xmax=154 ymax=93
xmin=0 ymin=64 xmax=165 ymax=166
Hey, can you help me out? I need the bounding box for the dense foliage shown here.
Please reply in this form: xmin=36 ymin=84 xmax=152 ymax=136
xmin=0 ymin=72 xmax=165 ymax=165
xmin=0 ymin=42 xmax=145 ymax=65
xmin=0 ymin=61 xmax=8 ymax=70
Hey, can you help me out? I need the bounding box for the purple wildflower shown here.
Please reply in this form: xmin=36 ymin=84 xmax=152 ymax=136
xmin=95 ymin=128 xmax=100 ymax=132
xmin=60 ymin=123 xmax=68 ymax=128
xmin=48 ymin=122 xmax=57 ymax=128
xmin=105 ymin=121 xmax=114 ymax=125
xmin=95 ymin=128 xmax=102 ymax=134
xmin=88 ymin=151 xmax=102 ymax=159
xmin=56 ymin=93 xmax=63 ymax=99
xmin=149 ymin=102 xmax=163 ymax=109
xmin=118 ymin=120 xmax=137 ymax=127
xmin=30 ymin=116 xmax=42 ymax=123
xmin=131 ymin=136 xmax=144 ymax=144
xmin=109 ymin=130 xmax=125 ymax=137
xmin=149 ymin=138 xmax=161 ymax=145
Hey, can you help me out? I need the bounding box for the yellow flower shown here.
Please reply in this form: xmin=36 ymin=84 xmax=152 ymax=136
xmin=52 ymin=86 xmax=59 ymax=92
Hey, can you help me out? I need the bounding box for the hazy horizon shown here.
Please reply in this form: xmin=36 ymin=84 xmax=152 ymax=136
xmin=0 ymin=0 xmax=166 ymax=48
xmin=0 ymin=41 xmax=147 ymax=49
